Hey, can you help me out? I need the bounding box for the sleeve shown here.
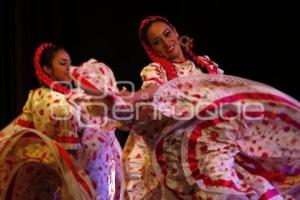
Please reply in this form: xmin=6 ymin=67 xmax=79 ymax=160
xmin=18 ymin=90 xmax=35 ymax=127
xmin=20 ymin=90 xmax=34 ymax=124
xmin=31 ymin=90 xmax=82 ymax=150
xmin=140 ymin=63 xmax=165 ymax=89
xmin=71 ymin=58 xmax=120 ymax=94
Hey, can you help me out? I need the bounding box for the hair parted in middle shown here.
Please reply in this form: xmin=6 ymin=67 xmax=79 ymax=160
xmin=138 ymin=16 xmax=218 ymax=80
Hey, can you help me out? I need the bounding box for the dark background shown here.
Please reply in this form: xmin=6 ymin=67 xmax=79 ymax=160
xmin=1 ymin=0 xmax=298 ymax=146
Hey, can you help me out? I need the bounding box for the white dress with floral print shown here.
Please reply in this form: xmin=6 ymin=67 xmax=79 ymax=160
xmin=143 ymin=73 xmax=300 ymax=199
xmin=122 ymin=61 xmax=300 ymax=199
xmin=123 ymin=59 xmax=215 ymax=200
xmin=56 ymin=59 xmax=300 ymax=199
xmin=0 ymin=59 xmax=123 ymax=200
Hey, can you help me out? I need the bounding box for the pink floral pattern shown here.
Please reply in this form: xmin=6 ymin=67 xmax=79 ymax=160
xmin=70 ymin=58 xmax=123 ymax=199
xmin=123 ymin=60 xmax=219 ymax=199
xmin=123 ymin=64 xmax=300 ymax=199
xmin=142 ymin=73 xmax=300 ymax=199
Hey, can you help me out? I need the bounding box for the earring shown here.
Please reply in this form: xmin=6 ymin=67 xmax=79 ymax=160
xmin=179 ymin=35 xmax=193 ymax=49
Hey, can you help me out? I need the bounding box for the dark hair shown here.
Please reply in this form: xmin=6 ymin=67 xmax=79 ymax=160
xmin=139 ymin=16 xmax=174 ymax=47
xmin=33 ymin=43 xmax=71 ymax=94
xmin=139 ymin=16 xmax=219 ymax=80
xmin=40 ymin=45 xmax=65 ymax=68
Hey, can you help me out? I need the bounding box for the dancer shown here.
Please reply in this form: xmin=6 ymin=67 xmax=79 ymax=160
xmin=0 ymin=43 xmax=122 ymax=200
xmin=122 ymin=15 xmax=223 ymax=199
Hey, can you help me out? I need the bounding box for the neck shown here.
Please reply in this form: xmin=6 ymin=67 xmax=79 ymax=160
xmin=170 ymin=47 xmax=186 ymax=63
xmin=172 ymin=55 xmax=187 ymax=63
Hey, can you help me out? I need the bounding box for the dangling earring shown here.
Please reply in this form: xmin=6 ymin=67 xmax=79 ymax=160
xmin=179 ymin=35 xmax=193 ymax=49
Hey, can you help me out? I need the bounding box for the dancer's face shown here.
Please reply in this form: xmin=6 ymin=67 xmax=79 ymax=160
xmin=44 ymin=49 xmax=72 ymax=83
xmin=146 ymin=21 xmax=183 ymax=62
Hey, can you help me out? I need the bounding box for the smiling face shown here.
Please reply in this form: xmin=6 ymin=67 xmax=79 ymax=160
xmin=43 ymin=49 xmax=72 ymax=83
xmin=146 ymin=21 xmax=185 ymax=63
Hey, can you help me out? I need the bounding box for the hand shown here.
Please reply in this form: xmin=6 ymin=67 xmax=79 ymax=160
xmin=119 ymin=87 xmax=135 ymax=105
xmin=75 ymin=146 xmax=91 ymax=169
xmin=119 ymin=87 xmax=131 ymax=97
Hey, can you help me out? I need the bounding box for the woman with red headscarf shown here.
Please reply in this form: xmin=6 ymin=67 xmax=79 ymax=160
xmin=119 ymin=16 xmax=300 ymax=199
xmin=0 ymin=43 xmax=123 ymax=200
xmin=122 ymin=16 xmax=223 ymax=199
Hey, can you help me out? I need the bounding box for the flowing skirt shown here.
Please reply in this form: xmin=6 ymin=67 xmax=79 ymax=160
xmin=125 ymin=74 xmax=300 ymax=199
xmin=0 ymin=128 xmax=96 ymax=200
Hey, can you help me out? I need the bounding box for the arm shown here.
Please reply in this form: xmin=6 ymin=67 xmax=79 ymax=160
xmin=121 ymin=84 xmax=159 ymax=105
xmin=126 ymin=62 xmax=166 ymax=103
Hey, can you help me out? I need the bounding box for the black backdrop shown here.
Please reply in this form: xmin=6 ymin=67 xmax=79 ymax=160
xmin=1 ymin=0 xmax=299 ymax=146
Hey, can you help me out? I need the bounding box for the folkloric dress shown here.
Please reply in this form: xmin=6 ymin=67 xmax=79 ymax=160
xmin=0 ymin=59 xmax=123 ymax=200
xmin=70 ymin=59 xmax=300 ymax=199
xmin=123 ymin=58 xmax=221 ymax=199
